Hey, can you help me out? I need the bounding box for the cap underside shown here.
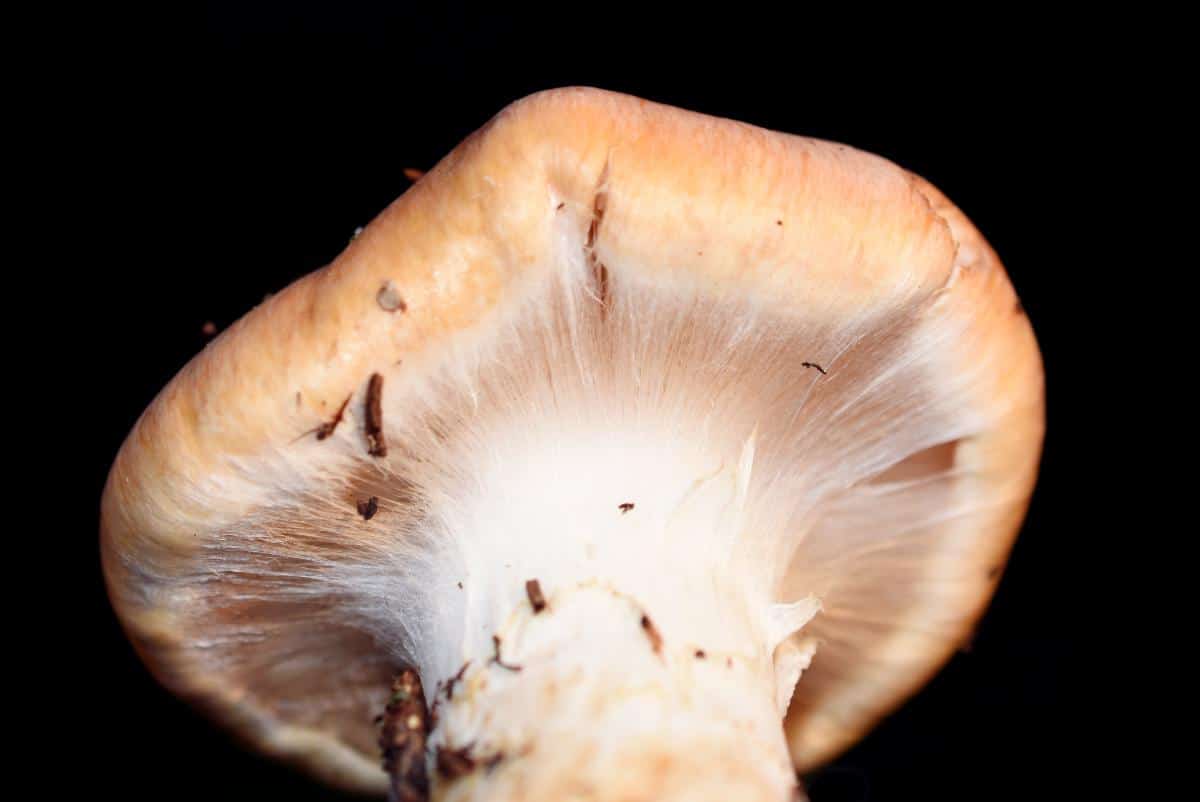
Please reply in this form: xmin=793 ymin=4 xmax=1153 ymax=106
xmin=101 ymin=88 xmax=1043 ymax=793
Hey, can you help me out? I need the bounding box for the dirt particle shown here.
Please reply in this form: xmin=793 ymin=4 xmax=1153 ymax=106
xmin=694 ymin=649 xmax=706 ymax=659
xmin=526 ymin=579 xmax=546 ymax=613
xmin=618 ymin=502 xmax=635 ymax=514
xmin=801 ymin=361 xmax=827 ymax=375
xmin=436 ymin=745 xmax=476 ymax=780
xmin=201 ymin=321 xmax=218 ymax=337
xmin=403 ymin=167 xmax=426 ymax=182
xmin=357 ymin=496 xmax=379 ymax=520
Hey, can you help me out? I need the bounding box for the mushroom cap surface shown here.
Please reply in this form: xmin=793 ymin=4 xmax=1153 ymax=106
xmin=101 ymin=87 xmax=1044 ymax=792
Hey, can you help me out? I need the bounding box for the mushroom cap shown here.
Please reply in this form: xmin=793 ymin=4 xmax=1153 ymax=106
xmin=101 ymin=87 xmax=1044 ymax=792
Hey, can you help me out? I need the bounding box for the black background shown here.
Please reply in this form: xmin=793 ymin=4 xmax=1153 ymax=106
xmin=74 ymin=7 xmax=1101 ymax=801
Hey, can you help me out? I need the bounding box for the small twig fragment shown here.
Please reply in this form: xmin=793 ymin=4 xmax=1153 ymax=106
xmin=365 ymin=373 xmax=388 ymax=457
xmin=357 ymin=496 xmax=379 ymax=520
xmin=490 ymin=635 xmax=523 ymax=672
xmin=443 ymin=661 xmax=470 ymax=701
xmin=312 ymin=394 xmax=352 ymax=441
xmin=641 ymin=614 xmax=663 ymax=654
xmin=525 ymin=579 xmax=546 ymax=613
xmin=801 ymin=361 xmax=827 ymax=375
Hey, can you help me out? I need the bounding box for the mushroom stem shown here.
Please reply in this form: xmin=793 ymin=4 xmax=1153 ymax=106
xmin=425 ymin=585 xmax=803 ymax=802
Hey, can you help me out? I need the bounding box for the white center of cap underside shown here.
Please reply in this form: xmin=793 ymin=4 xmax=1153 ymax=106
xmin=440 ymin=419 xmax=819 ymax=687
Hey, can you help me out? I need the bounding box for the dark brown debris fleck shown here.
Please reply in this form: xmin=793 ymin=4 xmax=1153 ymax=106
xmin=490 ymin=635 xmax=523 ymax=672
xmin=618 ymin=502 xmax=635 ymax=514
xmin=641 ymin=614 xmax=663 ymax=654
xmin=403 ymin=167 xmax=426 ymax=182
xmin=801 ymin=361 xmax=827 ymax=375
xmin=694 ymin=649 xmax=706 ymax=659
xmin=379 ymin=668 xmax=429 ymax=802
xmin=357 ymin=496 xmax=379 ymax=520
xmin=315 ymin=395 xmax=352 ymax=440
xmin=443 ymin=661 xmax=471 ymax=701
xmin=436 ymin=744 xmax=476 ymax=780
xmin=1014 ymin=298 xmax=1025 ymax=316
xmin=776 ymin=219 xmax=783 ymax=226
xmin=556 ymin=202 xmax=565 ymax=211
xmin=365 ymin=373 xmax=388 ymax=457
xmin=201 ymin=321 xmax=218 ymax=337
xmin=987 ymin=564 xmax=1003 ymax=580
xmin=525 ymin=579 xmax=546 ymax=613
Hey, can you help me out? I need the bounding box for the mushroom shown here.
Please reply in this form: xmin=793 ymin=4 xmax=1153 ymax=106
xmin=101 ymin=88 xmax=1043 ymax=801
